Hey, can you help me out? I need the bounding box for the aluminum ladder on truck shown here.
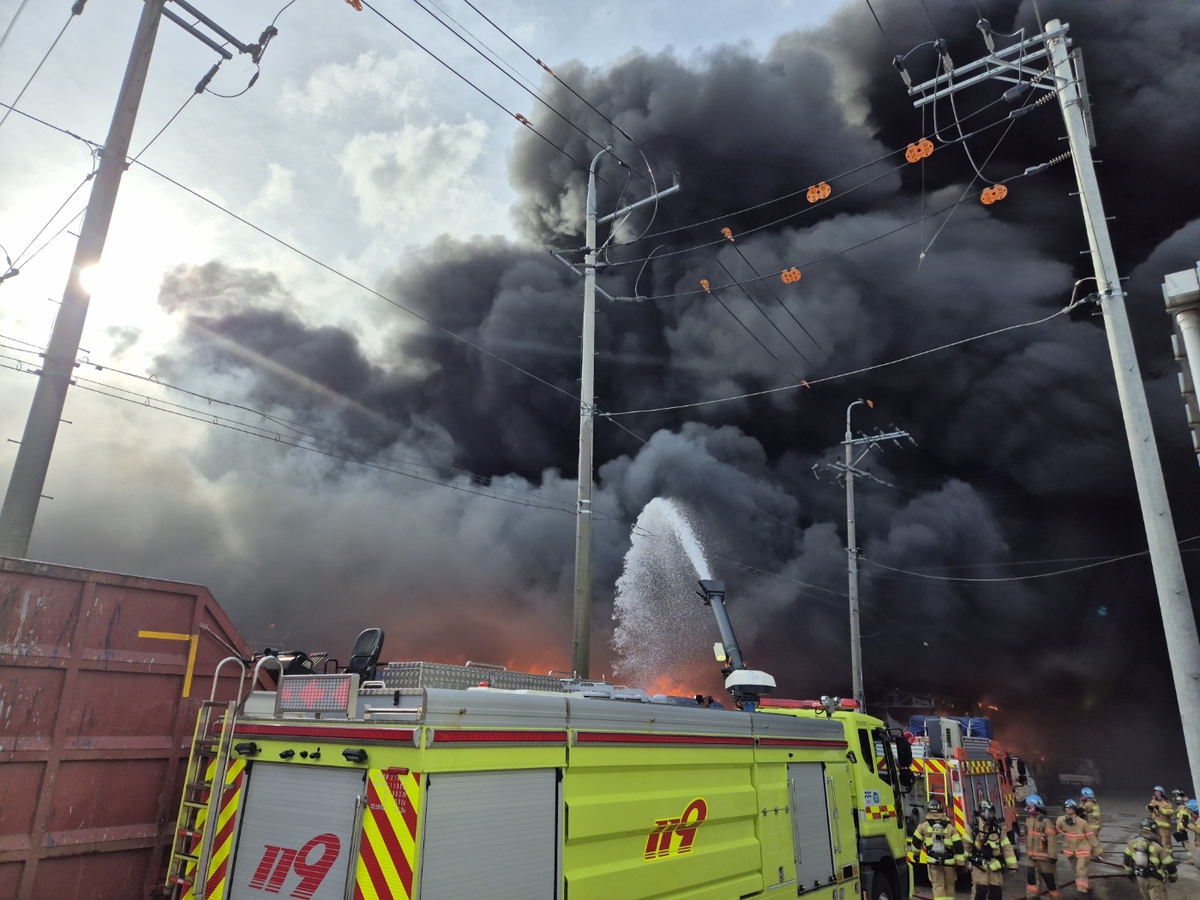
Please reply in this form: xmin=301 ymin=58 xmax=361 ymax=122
xmin=166 ymin=658 xmax=247 ymax=899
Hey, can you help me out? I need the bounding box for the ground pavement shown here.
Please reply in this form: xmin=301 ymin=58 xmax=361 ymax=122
xmin=913 ymin=794 xmax=1200 ymax=900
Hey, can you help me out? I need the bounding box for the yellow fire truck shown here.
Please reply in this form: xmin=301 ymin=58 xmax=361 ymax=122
xmin=165 ymin=582 xmax=912 ymax=900
xmin=898 ymin=717 xmax=1023 ymax=852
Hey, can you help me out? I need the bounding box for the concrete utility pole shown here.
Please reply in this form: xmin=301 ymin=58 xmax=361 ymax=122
xmin=0 ymin=2 xmax=271 ymax=560
xmin=571 ymin=153 xmax=679 ymax=679
xmin=903 ymin=19 xmax=1200 ymax=792
xmin=1163 ymin=264 xmax=1200 ymax=465
xmin=1045 ymin=19 xmax=1200 ymax=800
xmin=815 ymin=400 xmax=913 ymax=707
xmin=0 ymin=0 xmax=167 ymax=558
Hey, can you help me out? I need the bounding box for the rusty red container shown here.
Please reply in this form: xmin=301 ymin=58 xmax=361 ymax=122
xmin=0 ymin=557 xmax=257 ymax=900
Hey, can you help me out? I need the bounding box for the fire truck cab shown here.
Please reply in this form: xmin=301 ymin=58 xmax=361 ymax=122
xmin=167 ymin=660 xmax=912 ymax=900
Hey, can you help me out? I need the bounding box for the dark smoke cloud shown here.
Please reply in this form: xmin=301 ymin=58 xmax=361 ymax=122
xmin=111 ymin=0 xmax=1200 ymax=788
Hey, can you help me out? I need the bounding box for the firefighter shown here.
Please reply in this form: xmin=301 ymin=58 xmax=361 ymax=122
xmin=965 ymin=799 xmax=1017 ymax=900
xmin=1057 ymin=798 xmax=1102 ymax=895
xmin=1187 ymin=799 xmax=1200 ymax=866
xmin=1024 ymin=794 xmax=1059 ymax=900
xmin=1124 ymin=817 xmax=1178 ymax=900
xmin=1079 ymin=786 xmax=1101 ymax=839
xmin=1175 ymin=793 xmax=1195 ymax=860
xmin=913 ymin=798 xmax=966 ymax=900
xmin=1149 ymin=786 xmax=1176 ymax=849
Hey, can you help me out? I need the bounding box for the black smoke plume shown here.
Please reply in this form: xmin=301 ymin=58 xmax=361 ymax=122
xmin=138 ymin=0 xmax=1200 ymax=788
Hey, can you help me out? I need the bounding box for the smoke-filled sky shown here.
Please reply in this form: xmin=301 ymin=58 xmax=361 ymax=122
xmin=2 ymin=0 xmax=1199 ymax=788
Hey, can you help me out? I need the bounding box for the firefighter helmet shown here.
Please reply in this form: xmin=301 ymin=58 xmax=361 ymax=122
xmin=928 ymin=798 xmax=943 ymax=814
xmin=1026 ymin=794 xmax=1045 ymax=812
xmin=1188 ymin=799 xmax=1199 ymax=814
xmin=1063 ymin=799 xmax=1079 ymax=810
xmin=1154 ymin=785 xmax=1166 ymax=794
xmin=1140 ymin=817 xmax=1158 ymax=836
xmin=1080 ymin=787 xmax=1095 ymax=799
xmin=977 ymin=800 xmax=996 ymax=822
xmin=1172 ymin=789 xmax=1187 ymax=801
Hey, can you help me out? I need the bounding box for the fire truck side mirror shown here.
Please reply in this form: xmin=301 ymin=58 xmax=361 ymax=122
xmin=894 ymin=737 xmax=913 ymax=769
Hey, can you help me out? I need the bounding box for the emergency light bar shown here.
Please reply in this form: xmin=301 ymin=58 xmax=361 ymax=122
xmin=275 ymin=673 xmax=359 ymax=716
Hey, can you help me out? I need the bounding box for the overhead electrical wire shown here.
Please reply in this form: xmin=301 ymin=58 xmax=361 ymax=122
xmin=0 ymin=352 xmax=581 ymax=515
xmin=360 ymin=1 xmax=588 ymax=172
xmin=457 ymin=0 xmax=678 ymax=178
xmin=861 ymin=535 xmax=1200 ymax=584
xmin=0 ymin=1 xmax=86 ymax=134
xmin=661 ymin=206 xmax=814 ymax=377
xmin=722 ymin=230 xmax=829 ymax=359
xmin=590 ymin=98 xmax=1050 ymax=270
xmin=0 ymin=100 xmax=587 ymax=409
xmin=602 ymin=303 xmax=1071 ymax=419
xmin=401 ymin=0 xmax=648 ymax=179
xmin=129 ymin=156 xmax=584 ymax=408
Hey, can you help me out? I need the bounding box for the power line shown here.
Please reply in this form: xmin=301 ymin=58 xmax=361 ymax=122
xmin=619 ymin=144 xmax=1061 ymax=304
xmin=457 ymin=0 xmax=677 ymax=178
xmin=402 ymin=0 xmax=648 ymax=179
xmin=860 ymin=543 xmax=1190 ymax=584
xmin=0 ymin=329 xmax=580 ymax=506
xmin=360 ymin=1 xmax=588 ymax=172
xmin=0 ymin=100 xmax=587 ymax=410
xmin=722 ymin=230 xmax=829 ymax=359
xmin=592 ymin=99 xmax=1044 ymax=271
xmin=862 ymin=0 xmax=900 ymax=59
xmin=603 ymin=304 xmax=1070 ymax=418
xmin=0 ymin=357 xmax=581 ymax=515
xmin=129 ymin=158 xmax=584 ymax=404
xmin=0 ymin=2 xmax=85 ymax=134
xmin=662 ymin=206 xmax=812 ymax=377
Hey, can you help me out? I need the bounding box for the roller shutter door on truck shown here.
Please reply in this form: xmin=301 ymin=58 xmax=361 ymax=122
xmin=788 ymin=762 xmax=836 ymax=894
xmin=419 ymin=769 xmax=558 ymax=899
xmin=228 ymin=763 xmax=365 ymax=900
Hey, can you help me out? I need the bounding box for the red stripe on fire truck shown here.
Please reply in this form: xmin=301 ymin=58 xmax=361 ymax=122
xmin=354 ymin=768 xmax=422 ymax=900
xmin=182 ymin=758 xmax=245 ymax=900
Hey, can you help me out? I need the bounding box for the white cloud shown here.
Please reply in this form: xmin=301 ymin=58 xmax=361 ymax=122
xmin=279 ymin=50 xmax=424 ymax=118
xmin=245 ymin=163 xmax=296 ymax=217
xmin=340 ymin=117 xmax=506 ymax=238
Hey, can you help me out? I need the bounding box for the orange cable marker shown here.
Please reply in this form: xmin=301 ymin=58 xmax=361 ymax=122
xmin=344 ymin=0 xmax=363 ymax=9
xmin=700 ymin=279 xmax=711 ymax=292
xmin=781 ymin=267 xmax=802 ymax=284
xmin=515 ymin=113 xmax=531 ymax=126
xmin=721 ymin=227 xmax=735 ymax=242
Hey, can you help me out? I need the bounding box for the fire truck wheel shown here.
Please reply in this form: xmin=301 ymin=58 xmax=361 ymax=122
xmin=868 ymin=866 xmax=897 ymax=900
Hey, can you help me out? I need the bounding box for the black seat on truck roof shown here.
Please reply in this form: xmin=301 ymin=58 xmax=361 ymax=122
xmin=347 ymin=628 xmax=385 ymax=680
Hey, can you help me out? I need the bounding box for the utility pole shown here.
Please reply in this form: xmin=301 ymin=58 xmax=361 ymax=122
xmin=0 ymin=0 xmax=167 ymax=558
xmin=0 ymin=1 xmax=273 ymax=559
xmin=815 ymin=400 xmax=913 ymax=707
xmin=901 ymin=18 xmax=1200 ymax=793
xmin=570 ymin=152 xmax=679 ymax=678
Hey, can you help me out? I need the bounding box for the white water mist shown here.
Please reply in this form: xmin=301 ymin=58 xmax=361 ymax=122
xmin=611 ymin=498 xmax=717 ymax=691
